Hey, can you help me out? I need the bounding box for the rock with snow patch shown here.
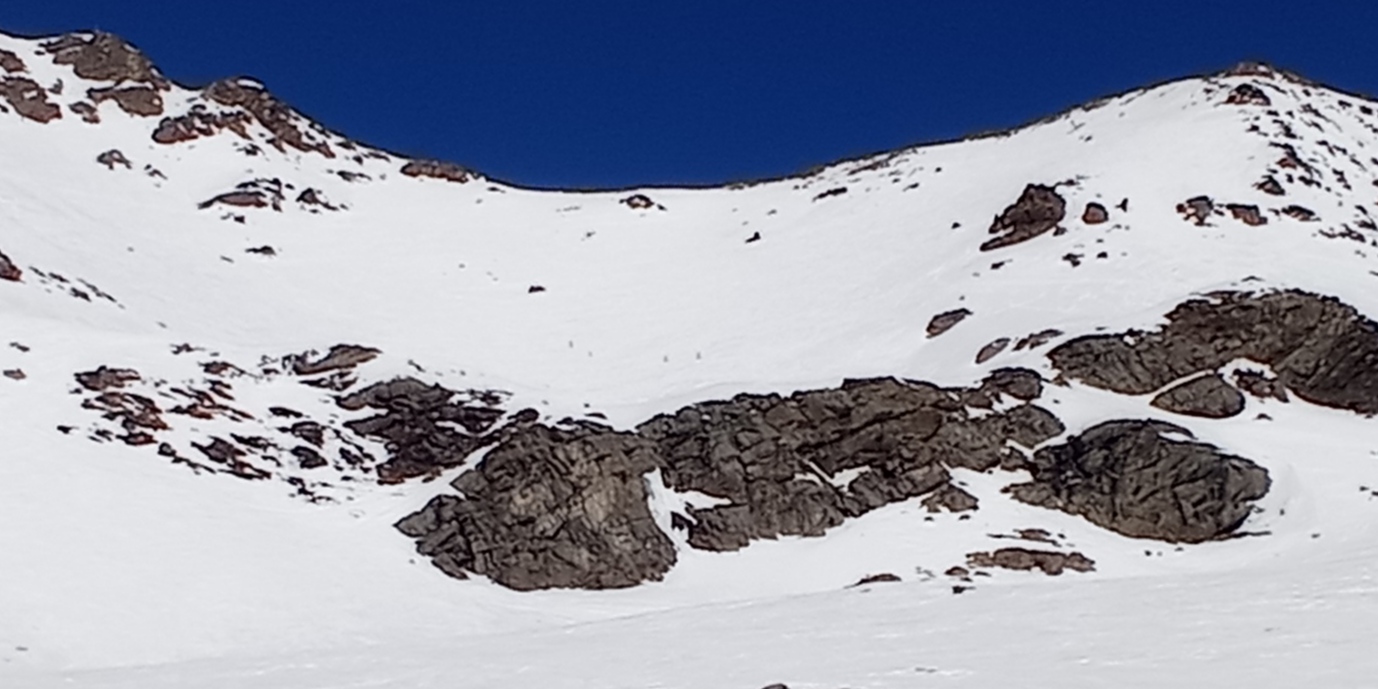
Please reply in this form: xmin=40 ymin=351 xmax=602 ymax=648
xmin=980 ymin=184 xmax=1066 ymax=251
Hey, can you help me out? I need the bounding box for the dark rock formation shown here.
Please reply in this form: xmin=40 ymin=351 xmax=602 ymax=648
xmin=1226 ymin=203 xmax=1267 ymax=226
xmin=205 ymin=79 xmax=333 ymax=157
xmin=397 ymin=371 xmax=1065 ymax=587
xmin=927 ymin=308 xmax=972 ymax=338
xmin=981 ymin=184 xmax=1066 ymax=251
xmin=966 ymin=547 xmax=1095 ymax=575
xmin=292 ymin=344 xmax=380 ymax=376
xmin=975 ymin=337 xmax=1011 ymax=364
xmin=339 ymin=378 xmax=506 ymax=483
xmin=1234 ymin=369 xmax=1289 ymax=402
xmin=0 ymin=250 xmax=21 ymax=282
xmin=152 ymin=108 xmax=252 ymax=145
xmin=1007 ymin=420 xmax=1270 ymax=542
xmin=1014 ymin=328 xmax=1063 ymax=351
xmin=1081 ymin=202 xmax=1109 ymax=224
xmin=70 ymin=101 xmax=99 ymax=123
xmin=75 ymin=366 xmax=141 ymax=391
xmin=922 ymin=483 xmax=979 ymax=512
xmin=1224 ymin=83 xmax=1271 ymax=106
xmin=1149 ymin=374 xmax=1246 ymax=419
xmin=43 ymin=32 xmax=166 ymax=86
xmin=88 ymin=85 xmax=163 ymax=116
xmin=400 ymin=160 xmax=475 ymax=183
xmin=621 ymin=193 xmax=658 ymax=209
xmin=396 ymin=424 xmax=676 ymax=590
xmin=96 ymin=149 xmax=131 ymax=170
xmin=1282 ymin=205 xmax=1317 ymax=221
xmin=1255 ymin=176 xmax=1285 ymax=196
xmin=1176 ymin=196 xmax=1214 ymax=225
xmin=1048 ymin=290 xmax=1378 ymax=415
xmin=0 ymin=77 xmax=60 ymax=122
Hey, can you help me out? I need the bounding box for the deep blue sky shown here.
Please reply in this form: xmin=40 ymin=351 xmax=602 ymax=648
xmin=6 ymin=1 xmax=1377 ymax=188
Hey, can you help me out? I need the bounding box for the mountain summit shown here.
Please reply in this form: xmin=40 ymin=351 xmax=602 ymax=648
xmin=2 ymin=28 xmax=1377 ymax=688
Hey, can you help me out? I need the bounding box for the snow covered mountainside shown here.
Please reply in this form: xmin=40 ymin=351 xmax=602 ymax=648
xmin=2 ymin=29 xmax=1378 ymax=688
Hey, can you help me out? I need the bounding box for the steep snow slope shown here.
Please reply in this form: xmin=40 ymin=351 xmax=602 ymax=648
xmin=1 ymin=31 xmax=1377 ymax=687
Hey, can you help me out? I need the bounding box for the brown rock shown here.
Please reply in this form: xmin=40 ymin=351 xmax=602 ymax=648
xmin=1255 ymin=176 xmax=1285 ymax=196
xmin=1176 ymin=196 xmax=1214 ymax=225
xmin=1233 ymin=370 xmax=1289 ymax=402
xmin=74 ymin=366 xmax=140 ymax=391
xmin=43 ymin=32 xmax=166 ymax=85
xmin=1282 ymin=205 xmax=1317 ymax=221
xmin=621 ymin=193 xmax=658 ymax=209
xmin=152 ymin=109 xmax=252 ymax=145
xmin=852 ymin=572 xmax=901 ymax=586
xmin=975 ymin=337 xmax=1011 ymax=364
xmin=1081 ymin=202 xmax=1109 ymax=224
xmin=1224 ymin=83 xmax=1271 ymax=106
xmin=96 ymin=149 xmax=131 ymax=170
xmin=1014 ymin=328 xmax=1063 ymax=351
xmin=88 ymin=85 xmax=163 ymax=116
xmin=966 ymin=547 xmax=1095 ymax=575
xmin=1226 ymin=204 xmax=1267 ymax=226
xmin=1150 ymin=374 xmax=1247 ymax=419
xmin=926 ymin=308 xmax=972 ymax=337
xmin=292 ymin=344 xmax=380 ymax=376
xmin=3 ymin=369 xmax=25 ymax=380
xmin=400 ymin=159 xmax=474 ymax=183
xmin=980 ymin=184 xmax=1066 ymax=251
xmin=69 ymin=101 xmax=99 ymax=123
xmin=0 ymin=77 xmax=60 ymax=123
xmin=921 ymin=483 xmax=979 ymax=513
xmin=0 ymin=250 xmax=21 ymax=282
xmin=204 ymin=78 xmax=334 ymax=157
xmin=0 ymin=49 xmax=26 ymax=73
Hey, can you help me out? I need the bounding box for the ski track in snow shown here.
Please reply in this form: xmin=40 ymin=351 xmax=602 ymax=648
xmin=1 ymin=33 xmax=1377 ymax=687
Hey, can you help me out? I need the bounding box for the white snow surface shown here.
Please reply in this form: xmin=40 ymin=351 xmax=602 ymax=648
xmin=1 ymin=32 xmax=1376 ymax=687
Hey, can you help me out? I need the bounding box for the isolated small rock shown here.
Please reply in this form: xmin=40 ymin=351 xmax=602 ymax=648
xmin=0 ymin=250 xmax=21 ymax=281
xmin=981 ymin=184 xmax=1066 ymax=251
xmin=967 ymin=547 xmax=1095 ymax=575
xmin=975 ymin=337 xmax=1011 ymax=364
xmin=1226 ymin=203 xmax=1267 ymax=226
xmin=1081 ymin=202 xmax=1108 ymax=224
xmin=96 ymin=149 xmax=131 ymax=170
xmin=927 ymin=308 xmax=972 ymax=337
xmin=1224 ymin=83 xmax=1271 ymax=106
xmin=400 ymin=159 xmax=474 ymax=183
xmin=1176 ymin=196 xmax=1215 ymax=225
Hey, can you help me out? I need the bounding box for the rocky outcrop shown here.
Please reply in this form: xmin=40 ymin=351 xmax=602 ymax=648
xmin=0 ymin=250 xmax=21 ymax=282
xmin=1226 ymin=203 xmax=1266 ymax=226
xmin=397 ymin=370 xmax=1066 ymax=587
xmin=75 ymin=366 xmax=141 ymax=391
xmin=1006 ymin=420 xmax=1270 ymax=542
xmin=926 ymin=308 xmax=972 ymax=337
xmin=204 ymin=79 xmax=333 ymax=157
xmin=0 ymin=77 xmax=60 ymax=122
xmin=291 ymin=344 xmax=380 ymax=376
xmin=980 ymin=184 xmax=1066 ymax=251
xmin=1048 ymin=290 xmax=1378 ymax=415
xmin=0 ymin=49 xmax=25 ymax=73
xmin=339 ymin=378 xmax=506 ymax=483
xmin=43 ymin=32 xmax=166 ymax=86
xmin=966 ymin=547 xmax=1095 ymax=575
xmin=1149 ymin=374 xmax=1246 ymax=419
xmin=396 ymin=424 xmax=676 ymax=590
xmin=1234 ymin=369 xmax=1289 ymax=402
xmin=152 ymin=108 xmax=252 ymax=144
xmin=400 ymin=160 xmax=475 ymax=183
xmin=1224 ymin=83 xmax=1271 ymax=106
xmin=1176 ymin=196 xmax=1214 ymax=225
xmin=975 ymin=337 xmax=1011 ymax=364
xmin=88 ymin=85 xmax=163 ymax=116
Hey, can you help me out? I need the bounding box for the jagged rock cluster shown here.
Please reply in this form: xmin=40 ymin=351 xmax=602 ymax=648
xmin=981 ymin=184 xmax=1066 ymax=251
xmin=1006 ymin=420 xmax=1271 ymax=542
xmin=1049 ymin=289 xmax=1378 ymax=415
xmin=398 ymin=369 xmax=1073 ymax=588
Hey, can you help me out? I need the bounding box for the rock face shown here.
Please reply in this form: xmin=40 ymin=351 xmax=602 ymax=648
xmin=291 ymin=344 xmax=380 ymax=376
xmin=339 ymin=378 xmax=506 ymax=483
xmin=1048 ymin=290 xmax=1378 ymax=415
xmin=152 ymin=109 xmax=252 ymax=145
xmin=204 ymin=79 xmax=333 ymax=157
xmin=1226 ymin=203 xmax=1267 ymax=226
xmin=1007 ymin=420 xmax=1270 ymax=542
xmin=1150 ymin=374 xmax=1246 ymax=419
xmin=981 ymin=184 xmax=1066 ymax=251
xmin=0 ymin=77 xmax=61 ymax=122
xmin=44 ymin=32 xmax=166 ymax=86
xmin=396 ymin=424 xmax=677 ymax=590
xmin=398 ymin=371 xmax=1066 ymax=586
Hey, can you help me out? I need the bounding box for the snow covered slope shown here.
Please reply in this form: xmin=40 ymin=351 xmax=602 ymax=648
xmin=1 ymin=31 xmax=1376 ymax=687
